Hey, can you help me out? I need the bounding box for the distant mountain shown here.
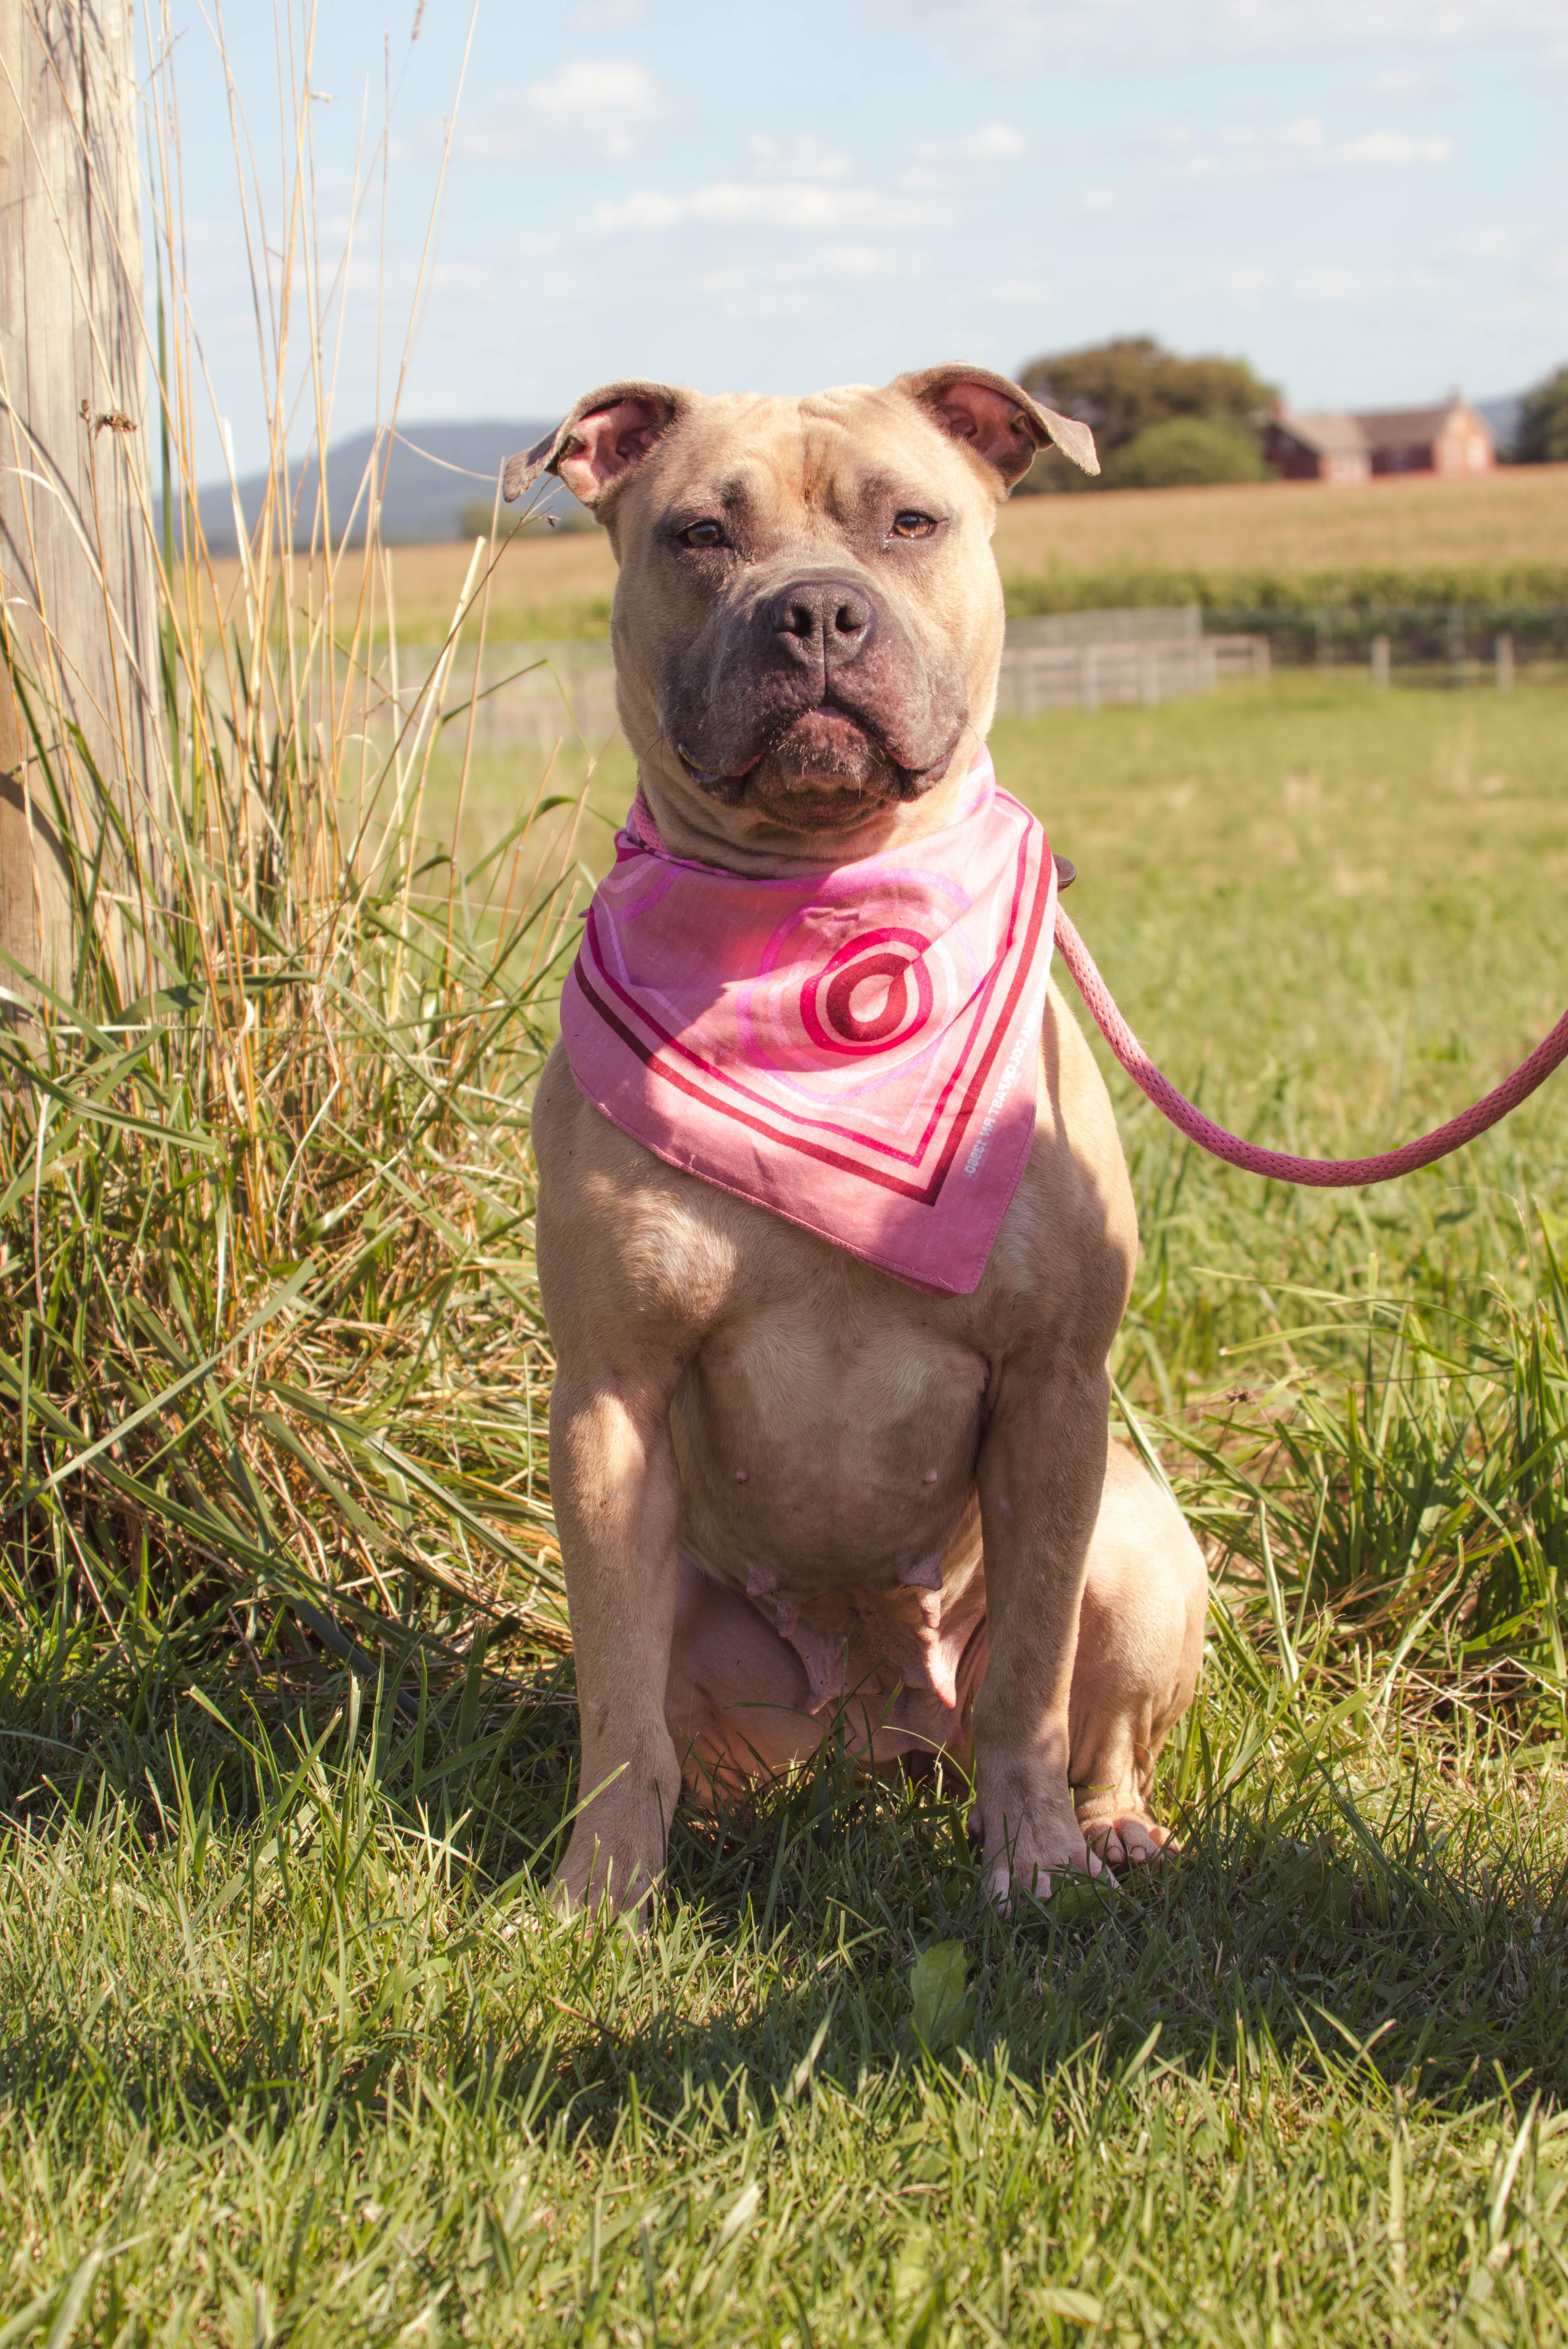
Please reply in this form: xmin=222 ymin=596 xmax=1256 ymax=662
xmin=189 ymin=416 xmax=568 ymax=552
xmin=1477 ymin=392 xmax=1524 ymax=458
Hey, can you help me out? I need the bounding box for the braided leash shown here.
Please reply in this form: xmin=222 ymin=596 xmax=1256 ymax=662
xmin=1052 ymin=905 xmax=1568 ymax=1187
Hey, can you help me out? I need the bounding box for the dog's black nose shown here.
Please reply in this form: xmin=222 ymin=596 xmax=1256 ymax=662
xmin=765 ymin=577 xmax=875 ymax=662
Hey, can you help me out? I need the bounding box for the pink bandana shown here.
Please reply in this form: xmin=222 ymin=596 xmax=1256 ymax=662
xmin=560 ymin=749 xmax=1056 ymax=1295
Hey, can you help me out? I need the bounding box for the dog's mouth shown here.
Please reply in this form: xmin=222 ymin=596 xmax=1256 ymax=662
xmin=676 ymin=705 xmax=960 ymax=823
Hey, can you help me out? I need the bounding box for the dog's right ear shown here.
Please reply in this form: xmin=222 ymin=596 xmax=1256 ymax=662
xmin=502 ymin=380 xmax=691 ymax=512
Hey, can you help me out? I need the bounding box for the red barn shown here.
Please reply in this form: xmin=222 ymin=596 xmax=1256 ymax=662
xmin=1264 ymin=396 xmax=1495 ymax=484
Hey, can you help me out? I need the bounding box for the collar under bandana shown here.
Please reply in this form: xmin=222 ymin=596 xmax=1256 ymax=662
xmin=560 ymin=748 xmax=1057 ymax=1296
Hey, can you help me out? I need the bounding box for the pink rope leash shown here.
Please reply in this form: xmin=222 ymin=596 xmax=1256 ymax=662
xmin=1052 ymin=906 xmax=1568 ymax=1188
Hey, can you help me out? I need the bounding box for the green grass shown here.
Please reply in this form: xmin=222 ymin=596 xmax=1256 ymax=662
xmin=999 ymin=563 xmax=1568 ymax=617
xmin=6 ymin=675 xmax=1568 ymax=2343
xmin=6 ymin=1663 xmax=1568 ymax=2341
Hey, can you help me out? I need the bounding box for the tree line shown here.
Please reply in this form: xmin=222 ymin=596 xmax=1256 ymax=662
xmin=1015 ymin=336 xmax=1568 ymax=492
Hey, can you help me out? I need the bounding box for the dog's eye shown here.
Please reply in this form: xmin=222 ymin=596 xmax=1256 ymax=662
xmin=678 ymin=519 xmax=726 ymax=549
xmin=892 ymin=510 xmax=937 ymax=539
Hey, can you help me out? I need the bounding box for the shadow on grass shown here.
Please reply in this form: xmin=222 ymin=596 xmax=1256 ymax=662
xmin=3 ymin=1649 xmax=1568 ymax=2161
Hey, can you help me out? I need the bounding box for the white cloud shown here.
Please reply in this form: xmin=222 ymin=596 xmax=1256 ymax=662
xmin=1292 ymin=264 xmax=1442 ymax=299
xmin=564 ymin=0 xmax=645 ymax=24
xmin=1359 ymin=64 xmax=1442 ymax=97
xmin=812 ymin=242 xmax=925 ymax=278
xmin=689 ymin=243 xmax=929 ymax=316
xmin=1203 ymin=262 xmax=1274 ymax=303
xmin=593 ymin=181 xmax=950 ymax=235
xmin=1452 ymin=226 xmax=1520 ymax=259
xmin=1180 ymin=115 xmax=1454 ymax=176
xmin=978 ymin=278 xmax=1054 ymax=303
xmin=1332 ymin=130 xmax=1454 ymax=166
xmin=458 ymin=60 xmax=669 ymax=162
xmin=873 ymin=0 xmax=1568 ymax=61
xmin=690 ymin=275 xmax=829 ymax=320
xmin=1078 ymin=184 xmax=1117 ymax=210
xmin=749 ymin=133 xmax=854 ymax=180
xmin=899 ymin=120 xmax=1029 ymax=187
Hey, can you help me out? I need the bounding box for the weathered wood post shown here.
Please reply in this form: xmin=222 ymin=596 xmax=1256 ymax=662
xmin=0 ymin=0 xmax=161 ymax=1001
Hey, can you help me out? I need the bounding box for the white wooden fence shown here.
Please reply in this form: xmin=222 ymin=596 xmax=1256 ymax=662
xmin=994 ymin=633 xmax=1270 ymax=718
xmin=324 ymin=627 xmax=1270 ymax=756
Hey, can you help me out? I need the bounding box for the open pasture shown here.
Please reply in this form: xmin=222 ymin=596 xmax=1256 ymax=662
xmin=5 ymin=672 xmax=1568 ymax=2343
xmin=992 ymin=462 xmax=1568 ymax=597
xmin=205 ymin=460 xmax=1568 ymax=646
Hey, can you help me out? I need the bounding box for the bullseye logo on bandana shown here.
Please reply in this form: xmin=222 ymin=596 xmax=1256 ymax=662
xmin=800 ymin=928 xmax=936 ymax=1059
xmin=738 ymin=884 xmax=976 ymax=1085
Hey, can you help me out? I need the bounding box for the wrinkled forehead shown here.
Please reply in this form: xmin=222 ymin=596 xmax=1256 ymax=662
xmin=632 ymin=385 xmax=988 ymax=525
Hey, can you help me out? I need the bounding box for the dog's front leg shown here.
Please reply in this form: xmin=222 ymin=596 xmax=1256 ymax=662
xmin=548 ymin=1375 xmax=685 ymax=1918
xmin=971 ymin=1358 xmax=1109 ymax=1903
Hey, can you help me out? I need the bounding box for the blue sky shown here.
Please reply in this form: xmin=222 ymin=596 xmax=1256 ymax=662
xmin=161 ymin=1 xmax=1568 ymax=475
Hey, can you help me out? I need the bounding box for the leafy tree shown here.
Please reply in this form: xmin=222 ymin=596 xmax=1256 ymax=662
xmin=1105 ymin=416 xmax=1270 ymax=490
xmin=1015 ymin=334 xmax=1276 ymax=491
xmin=1512 ymin=366 xmax=1568 ymax=466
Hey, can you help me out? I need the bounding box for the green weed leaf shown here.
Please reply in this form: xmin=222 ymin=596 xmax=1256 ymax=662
xmin=908 ymin=1940 xmax=976 ymax=2057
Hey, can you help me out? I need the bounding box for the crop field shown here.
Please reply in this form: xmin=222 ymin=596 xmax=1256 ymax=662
xmin=5 ymin=664 xmax=1568 ymax=2345
xmin=205 ymin=459 xmax=1568 ymax=648
xmin=992 ymin=462 xmax=1568 ymax=597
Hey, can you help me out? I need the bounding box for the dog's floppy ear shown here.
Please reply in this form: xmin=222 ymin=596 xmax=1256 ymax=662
xmin=502 ymin=380 xmax=691 ymax=511
xmin=890 ymin=363 xmax=1098 ymax=489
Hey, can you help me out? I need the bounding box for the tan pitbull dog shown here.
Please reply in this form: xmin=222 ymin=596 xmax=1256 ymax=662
xmin=507 ymin=366 xmax=1207 ymax=1918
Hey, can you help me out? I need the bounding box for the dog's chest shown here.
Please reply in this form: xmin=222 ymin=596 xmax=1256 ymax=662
xmin=670 ymin=1268 xmax=990 ymax=1592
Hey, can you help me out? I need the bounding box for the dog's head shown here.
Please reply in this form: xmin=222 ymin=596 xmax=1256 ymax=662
xmin=503 ymin=369 xmax=1096 ymax=853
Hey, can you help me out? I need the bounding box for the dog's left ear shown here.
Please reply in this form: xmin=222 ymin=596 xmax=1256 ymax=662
xmin=502 ymin=379 xmax=692 ymax=512
xmin=890 ymin=363 xmax=1099 ymax=489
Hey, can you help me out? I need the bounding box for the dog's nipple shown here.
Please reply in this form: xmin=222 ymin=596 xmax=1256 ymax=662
xmin=735 ymin=1467 xmax=749 ymax=1482
xmin=922 ymin=1469 xmax=938 ymax=1484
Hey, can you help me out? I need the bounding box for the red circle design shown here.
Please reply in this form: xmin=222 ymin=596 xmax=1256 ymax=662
xmin=799 ymin=926 xmax=935 ymax=1058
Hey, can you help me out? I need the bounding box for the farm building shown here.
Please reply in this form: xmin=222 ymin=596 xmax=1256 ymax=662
xmin=1263 ymin=396 xmax=1495 ymax=483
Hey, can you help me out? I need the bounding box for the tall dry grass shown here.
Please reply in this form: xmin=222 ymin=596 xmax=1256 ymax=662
xmin=0 ymin=2 xmax=599 ymax=1757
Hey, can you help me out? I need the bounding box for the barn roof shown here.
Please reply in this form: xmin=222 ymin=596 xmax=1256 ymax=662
xmin=1354 ymin=402 xmax=1485 ymax=449
xmin=1271 ymin=410 xmax=1367 ymax=454
xmin=1271 ymin=398 xmax=1494 ymax=456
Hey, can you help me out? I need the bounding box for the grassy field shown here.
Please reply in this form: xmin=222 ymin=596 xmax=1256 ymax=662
xmin=212 ymin=462 xmax=1568 ymax=644
xmin=5 ymin=671 xmax=1568 ymax=2343
xmin=993 ymin=464 xmax=1568 ymax=594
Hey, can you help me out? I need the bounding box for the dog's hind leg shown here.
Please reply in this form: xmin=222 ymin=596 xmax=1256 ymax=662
xmin=1067 ymin=1442 xmax=1207 ymax=1868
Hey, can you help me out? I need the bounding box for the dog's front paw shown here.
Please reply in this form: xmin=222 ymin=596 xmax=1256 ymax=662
xmin=549 ymin=1836 xmax=662 ymax=1928
xmin=974 ymin=1768 xmax=1107 ymax=1908
xmin=549 ymin=1752 xmax=680 ymax=1926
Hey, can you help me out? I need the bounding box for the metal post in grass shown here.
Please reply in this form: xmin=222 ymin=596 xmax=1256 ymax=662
xmin=1371 ymin=634 xmax=1392 ymax=689
xmin=1447 ymin=603 xmax=1468 ymax=688
xmin=1496 ymin=632 xmax=1515 ymax=692
xmin=0 ymin=0 xmax=163 ymax=1001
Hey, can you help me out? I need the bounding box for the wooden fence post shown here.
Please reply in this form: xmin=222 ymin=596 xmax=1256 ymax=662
xmin=0 ymin=0 xmax=162 ymax=1001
